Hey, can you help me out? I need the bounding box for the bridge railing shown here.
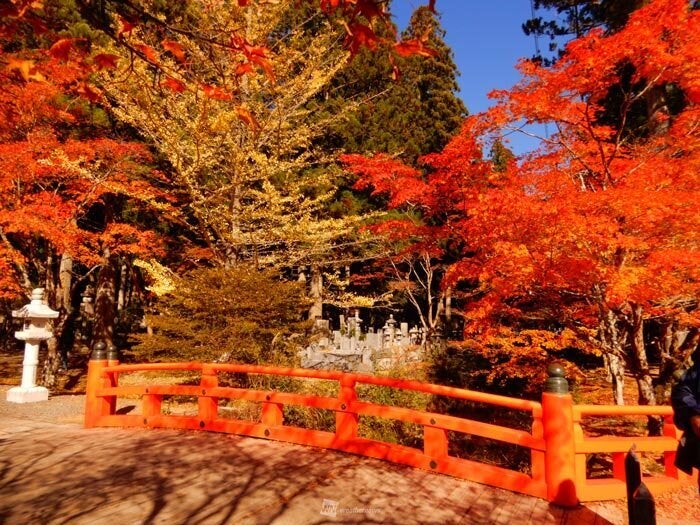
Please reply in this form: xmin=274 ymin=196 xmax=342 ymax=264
xmin=571 ymin=404 xmax=688 ymax=501
xmin=84 ymin=358 xmax=693 ymax=507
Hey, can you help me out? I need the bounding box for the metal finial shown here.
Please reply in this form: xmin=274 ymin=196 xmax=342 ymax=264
xmin=545 ymin=362 xmax=569 ymax=394
xmin=92 ymin=341 xmax=107 ymax=360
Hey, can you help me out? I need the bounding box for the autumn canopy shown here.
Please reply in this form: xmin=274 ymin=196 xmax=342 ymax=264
xmin=344 ymin=0 xmax=700 ymax=404
xmin=0 ymin=0 xmax=699 ymax=408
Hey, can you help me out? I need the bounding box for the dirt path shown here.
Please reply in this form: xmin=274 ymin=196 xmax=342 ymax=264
xmin=2 ymin=343 xmax=699 ymax=524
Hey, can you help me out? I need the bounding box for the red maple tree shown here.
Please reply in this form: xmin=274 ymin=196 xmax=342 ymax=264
xmin=0 ymin=43 xmax=179 ymax=382
xmin=345 ymin=0 xmax=700 ymax=406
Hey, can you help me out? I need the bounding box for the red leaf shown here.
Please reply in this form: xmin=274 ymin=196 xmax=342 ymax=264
xmin=236 ymin=106 xmax=259 ymax=131
xmin=202 ymin=84 xmax=233 ymax=101
xmin=134 ymin=44 xmax=159 ymax=63
xmin=394 ymin=39 xmax=438 ymax=58
xmin=244 ymin=44 xmax=268 ymax=59
xmin=118 ymin=17 xmax=136 ymax=38
xmin=49 ymin=38 xmax=73 ymax=61
xmin=250 ymin=55 xmax=276 ymax=83
xmin=355 ymin=0 xmax=386 ymax=21
xmin=77 ymin=83 xmax=101 ymax=102
xmin=161 ymin=77 xmax=186 ymax=93
xmin=235 ymin=62 xmax=255 ymax=76
xmin=162 ymin=39 xmax=186 ymax=63
xmin=320 ymin=0 xmax=343 ymax=13
xmin=93 ymin=53 xmax=120 ymax=70
xmin=343 ymin=23 xmax=381 ymax=57
xmin=428 ymin=0 xmax=436 ymax=13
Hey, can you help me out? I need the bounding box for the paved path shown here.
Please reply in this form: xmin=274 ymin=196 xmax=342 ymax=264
xmin=0 ymin=390 xmax=693 ymax=525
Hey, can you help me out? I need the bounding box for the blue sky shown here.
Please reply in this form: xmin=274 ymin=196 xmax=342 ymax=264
xmin=391 ymin=1 xmax=548 ymax=154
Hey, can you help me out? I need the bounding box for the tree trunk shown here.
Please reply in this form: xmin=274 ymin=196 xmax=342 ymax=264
xmin=599 ymin=306 xmax=626 ymax=405
xmin=41 ymin=337 xmax=61 ymax=389
xmin=628 ymin=304 xmax=655 ymax=405
xmin=645 ymin=85 xmax=670 ymax=136
xmin=57 ymin=252 xmax=73 ymax=313
xmin=117 ymin=260 xmax=127 ymax=312
xmin=308 ymin=265 xmax=323 ymax=321
xmin=607 ymin=352 xmax=626 ymax=405
xmin=656 ymin=319 xmax=674 ymax=382
xmin=44 ymin=251 xmax=55 ymax=304
xmin=41 ymin=314 xmax=69 ymax=389
xmin=40 ymin=250 xmax=64 ymax=388
xmin=93 ymin=253 xmax=118 ymax=349
xmin=678 ymin=328 xmax=700 ymax=368
xmin=656 ymin=324 xmax=698 ymax=401
xmin=445 ymin=287 xmax=452 ymax=321
xmin=124 ymin=263 xmax=134 ymax=311
xmin=626 ymin=303 xmax=661 ymax=434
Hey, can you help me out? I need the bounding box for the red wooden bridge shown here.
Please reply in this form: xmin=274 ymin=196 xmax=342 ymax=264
xmin=84 ymin=358 xmax=695 ymax=507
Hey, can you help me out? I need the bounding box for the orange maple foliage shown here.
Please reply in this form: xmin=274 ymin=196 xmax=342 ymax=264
xmin=345 ymin=0 xmax=700 ymax=397
xmin=1 ymin=1 xmax=440 ymax=141
xmin=0 ymin=49 xmax=175 ymax=299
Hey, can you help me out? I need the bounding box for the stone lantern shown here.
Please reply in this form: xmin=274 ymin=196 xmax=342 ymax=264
xmin=7 ymin=288 xmax=59 ymax=403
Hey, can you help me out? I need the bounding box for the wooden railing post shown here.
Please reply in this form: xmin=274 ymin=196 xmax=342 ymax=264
xmin=662 ymin=414 xmax=683 ymax=478
xmin=106 ymin=343 xmax=120 ymax=414
xmin=142 ymin=391 xmax=162 ymax=421
xmin=261 ymin=399 xmax=284 ymax=427
xmin=424 ymin=425 xmax=448 ymax=465
xmin=336 ymin=375 xmax=358 ymax=441
xmin=198 ymin=364 xmax=219 ymax=428
xmin=261 ymin=381 xmax=284 ymax=428
xmin=626 ymin=447 xmax=656 ymax=525
xmin=541 ymin=362 xmax=578 ymax=507
xmin=613 ymin=452 xmax=626 ymax=481
xmin=84 ymin=342 xmax=111 ymax=428
xmin=531 ymin=408 xmax=547 ymax=493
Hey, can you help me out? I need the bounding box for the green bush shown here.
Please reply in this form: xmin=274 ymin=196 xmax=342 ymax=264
xmin=131 ymin=265 xmax=312 ymax=366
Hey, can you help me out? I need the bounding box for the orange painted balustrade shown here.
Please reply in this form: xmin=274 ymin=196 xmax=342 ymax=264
xmin=572 ymin=404 xmax=690 ymax=501
xmin=84 ymin=359 xmax=694 ymax=507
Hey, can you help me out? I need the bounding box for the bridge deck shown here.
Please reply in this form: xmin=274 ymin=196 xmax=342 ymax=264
xmin=0 ymin=387 xmax=695 ymax=525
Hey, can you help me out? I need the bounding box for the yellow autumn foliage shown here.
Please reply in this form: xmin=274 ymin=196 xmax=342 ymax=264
xmin=100 ymin=4 xmax=367 ymax=269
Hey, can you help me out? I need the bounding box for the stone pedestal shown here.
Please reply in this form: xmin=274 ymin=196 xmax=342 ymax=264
xmin=6 ymin=385 xmax=49 ymax=403
xmin=7 ymin=340 xmax=49 ymax=403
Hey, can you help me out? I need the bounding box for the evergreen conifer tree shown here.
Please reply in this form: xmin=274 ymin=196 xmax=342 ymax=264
xmin=325 ymin=6 xmax=467 ymax=165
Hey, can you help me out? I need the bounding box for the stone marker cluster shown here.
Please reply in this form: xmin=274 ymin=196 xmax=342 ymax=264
xmin=300 ymin=312 xmax=429 ymax=372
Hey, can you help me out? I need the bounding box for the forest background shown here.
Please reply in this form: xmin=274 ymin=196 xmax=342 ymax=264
xmin=0 ymin=0 xmax=699 ymax=445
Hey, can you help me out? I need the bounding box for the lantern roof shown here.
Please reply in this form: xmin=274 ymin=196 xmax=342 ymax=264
xmin=12 ymin=289 xmax=59 ymax=319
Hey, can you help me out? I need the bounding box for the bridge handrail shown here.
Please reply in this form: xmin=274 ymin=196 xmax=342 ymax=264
xmin=574 ymin=404 xmax=674 ymax=417
xmin=101 ymin=362 xmax=541 ymax=413
xmin=85 ymin=359 xmax=693 ymax=508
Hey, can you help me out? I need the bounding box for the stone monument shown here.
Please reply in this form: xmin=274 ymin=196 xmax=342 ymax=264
xmin=7 ymin=288 xmax=59 ymax=403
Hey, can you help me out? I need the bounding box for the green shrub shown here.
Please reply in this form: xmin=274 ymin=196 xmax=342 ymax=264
xmin=131 ymin=265 xmax=312 ymax=366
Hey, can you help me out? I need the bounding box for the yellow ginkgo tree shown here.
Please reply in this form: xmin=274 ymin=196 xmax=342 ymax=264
xmin=101 ymin=4 xmax=371 ymax=272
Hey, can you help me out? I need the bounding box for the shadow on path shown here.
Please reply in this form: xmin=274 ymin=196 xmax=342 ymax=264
xmin=0 ymin=415 xmax=622 ymax=525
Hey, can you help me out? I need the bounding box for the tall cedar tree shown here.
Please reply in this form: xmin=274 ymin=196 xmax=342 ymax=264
xmin=322 ymin=6 xmax=467 ymax=322
xmin=325 ymin=6 xmax=466 ymax=165
xmin=523 ymin=0 xmax=648 ymax=64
